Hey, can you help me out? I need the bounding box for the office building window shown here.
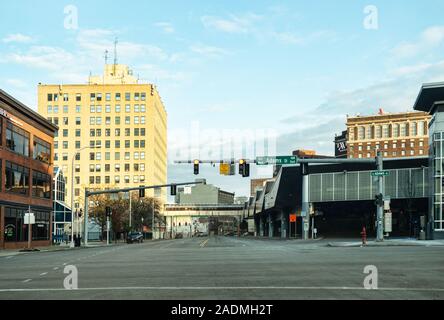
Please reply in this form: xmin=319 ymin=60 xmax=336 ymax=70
xmin=115 ymin=93 xmax=121 ymax=101
xmin=47 ymin=105 xmax=52 ymax=113
xmin=140 ymin=140 xmax=146 ymax=148
xmin=115 ymin=152 xmax=120 ymax=161
xmin=96 ymin=117 xmax=102 ymax=125
xmin=376 ymin=126 xmax=382 ymax=139
xmin=106 ymin=93 xmax=111 ymax=101
xmin=141 ymin=116 xmax=146 ymax=124
xmin=141 ymin=128 xmax=146 ymax=136
xmin=33 ymin=137 xmax=51 ymax=164
xmin=140 ymin=164 xmax=145 ymax=172
xmin=63 ymin=105 xmax=68 ymax=113
xmin=97 ymin=93 xmax=102 ymax=102
xmin=135 ymin=93 xmax=140 ymax=101
xmin=53 ymin=106 xmax=59 ymax=113
xmin=125 ymin=105 xmax=131 ymax=113
xmin=141 ymin=104 xmax=146 ymax=112
xmin=89 ymin=176 xmax=95 ymax=184
xmin=76 ymin=93 xmax=81 ymax=102
xmin=63 ymin=153 xmax=69 ymax=161
xmin=105 ymin=176 xmax=110 ymax=184
xmin=141 ymin=93 xmax=146 ymax=101
xmin=105 ymin=152 xmax=110 ymax=161
xmin=63 ymin=129 xmax=68 ymax=137
xmin=75 ymin=129 xmax=81 ymax=137
xmin=90 ymin=117 xmax=95 ymax=125
xmin=115 ymin=140 xmax=120 ymax=148
xmin=115 ymin=105 xmax=121 ymax=113
xmin=140 ymin=152 xmax=145 ymax=160
xmin=32 ymin=171 xmax=51 ymax=199
xmin=47 ymin=94 xmax=53 ymax=101
xmin=106 ymin=117 xmax=111 ymax=125
xmin=6 ymin=122 xmax=30 ymax=157
xmin=125 ymin=164 xmax=130 ymax=172
xmin=115 ymin=129 xmax=121 ymax=137
xmin=134 ymin=116 xmax=139 ymax=124
xmin=90 ymin=129 xmax=95 ymax=137
xmin=105 ymin=164 xmax=110 ymax=172
xmin=115 ymin=164 xmax=121 ymax=172
xmin=115 ymin=176 xmax=120 ymax=183
xmin=125 ymin=93 xmax=131 ymax=101
xmin=5 ymin=161 xmax=29 ymax=195
xmin=124 ymin=176 xmax=130 ymax=184
xmin=96 ymin=105 xmax=102 ymax=113
xmin=76 ymin=105 xmax=81 ymax=113
xmin=125 ymin=152 xmax=130 ymax=160
xmin=76 ymin=117 xmax=81 ymax=125
xmin=134 ymin=105 xmax=139 ymax=112
xmin=125 ymin=140 xmax=130 ymax=148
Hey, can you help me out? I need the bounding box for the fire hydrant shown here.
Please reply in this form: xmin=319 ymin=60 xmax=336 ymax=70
xmin=360 ymin=227 xmax=367 ymax=247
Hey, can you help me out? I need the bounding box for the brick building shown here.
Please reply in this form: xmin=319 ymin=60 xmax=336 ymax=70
xmin=345 ymin=110 xmax=431 ymax=159
xmin=0 ymin=90 xmax=57 ymax=249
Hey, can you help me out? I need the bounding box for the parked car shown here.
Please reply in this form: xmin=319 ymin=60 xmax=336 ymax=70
xmin=127 ymin=232 xmax=144 ymax=244
xmin=175 ymin=233 xmax=184 ymax=239
xmin=195 ymin=232 xmax=208 ymax=237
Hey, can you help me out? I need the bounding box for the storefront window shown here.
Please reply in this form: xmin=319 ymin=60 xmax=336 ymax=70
xmin=5 ymin=161 xmax=30 ymax=195
xmin=6 ymin=122 xmax=30 ymax=157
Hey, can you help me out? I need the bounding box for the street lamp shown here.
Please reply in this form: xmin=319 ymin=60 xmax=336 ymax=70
xmin=70 ymin=146 xmax=94 ymax=248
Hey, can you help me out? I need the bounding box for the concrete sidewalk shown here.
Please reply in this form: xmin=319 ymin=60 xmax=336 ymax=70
xmin=327 ymin=238 xmax=444 ymax=247
xmin=0 ymin=242 xmax=124 ymax=258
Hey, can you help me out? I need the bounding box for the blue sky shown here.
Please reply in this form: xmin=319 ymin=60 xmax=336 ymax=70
xmin=1 ymin=0 xmax=444 ymax=197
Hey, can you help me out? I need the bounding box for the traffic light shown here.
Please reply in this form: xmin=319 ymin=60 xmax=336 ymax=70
xmin=194 ymin=160 xmax=200 ymax=175
xmin=139 ymin=185 xmax=145 ymax=198
xmin=105 ymin=207 xmax=112 ymax=217
xmin=239 ymin=159 xmax=250 ymax=178
xmin=374 ymin=193 xmax=383 ymax=206
xmin=171 ymin=184 xmax=177 ymax=196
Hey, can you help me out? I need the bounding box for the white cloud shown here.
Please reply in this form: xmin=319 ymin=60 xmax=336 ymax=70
xmin=3 ymin=33 xmax=33 ymax=43
xmin=277 ymin=59 xmax=444 ymax=155
xmin=190 ymin=44 xmax=231 ymax=58
xmin=5 ymin=79 xmax=27 ymax=88
xmin=392 ymin=26 xmax=444 ymax=59
xmin=201 ymin=13 xmax=262 ymax=34
xmin=154 ymin=22 xmax=175 ymax=34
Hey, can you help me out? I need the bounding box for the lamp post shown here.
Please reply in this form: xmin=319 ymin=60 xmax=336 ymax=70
xmin=71 ymin=146 xmax=94 ymax=248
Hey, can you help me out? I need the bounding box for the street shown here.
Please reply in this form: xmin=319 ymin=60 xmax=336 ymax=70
xmin=0 ymin=236 xmax=443 ymax=300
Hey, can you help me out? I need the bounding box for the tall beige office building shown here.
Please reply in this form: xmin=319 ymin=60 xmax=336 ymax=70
xmin=38 ymin=64 xmax=168 ymax=210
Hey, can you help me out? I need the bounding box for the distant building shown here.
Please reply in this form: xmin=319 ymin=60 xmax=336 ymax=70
xmin=292 ymin=149 xmax=333 ymax=159
xmin=37 ymin=63 xmax=168 ymax=210
xmin=334 ymin=131 xmax=348 ymax=158
xmin=175 ymin=179 xmax=235 ymax=205
xmin=346 ymin=110 xmax=431 ymax=159
xmin=250 ymin=179 xmax=269 ymax=197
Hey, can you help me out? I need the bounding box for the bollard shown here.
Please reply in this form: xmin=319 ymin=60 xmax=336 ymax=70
xmin=360 ymin=227 xmax=367 ymax=247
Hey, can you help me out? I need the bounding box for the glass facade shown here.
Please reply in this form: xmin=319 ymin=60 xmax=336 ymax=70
xmin=432 ymin=132 xmax=444 ymax=231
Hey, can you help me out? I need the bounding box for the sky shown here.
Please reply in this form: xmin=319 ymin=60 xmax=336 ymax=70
xmin=1 ymin=0 xmax=444 ymax=198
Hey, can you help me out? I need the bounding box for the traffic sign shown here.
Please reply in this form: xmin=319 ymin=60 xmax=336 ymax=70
xmin=220 ymin=163 xmax=230 ymax=176
xmin=256 ymin=156 xmax=298 ymax=166
xmin=289 ymin=214 xmax=297 ymax=223
xmin=371 ymin=170 xmax=389 ymax=177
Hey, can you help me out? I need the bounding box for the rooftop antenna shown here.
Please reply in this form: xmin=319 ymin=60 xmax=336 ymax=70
xmin=113 ymin=37 xmax=118 ymax=76
xmin=104 ymin=50 xmax=109 ymax=65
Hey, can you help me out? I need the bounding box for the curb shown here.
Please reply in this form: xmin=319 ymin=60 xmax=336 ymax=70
xmin=327 ymin=242 xmax=444 ymax=248
xmin=0 ymin=243 xmax=125 ymax=257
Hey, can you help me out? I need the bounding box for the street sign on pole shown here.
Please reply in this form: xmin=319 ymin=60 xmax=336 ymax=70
xmin=371 ymin=170 xmax=390 ymax=177
xmin=289 ymin=214 xmax=297 ymax=223
xmin=256 ymin=156 xmax=298 ymax=166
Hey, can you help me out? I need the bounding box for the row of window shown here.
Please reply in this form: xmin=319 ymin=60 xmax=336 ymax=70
xmin=54 ymin=128 xmax=147 ymax=138
xmin=89 ymin=116 xmax=147 ymax=125
xmin=350 ymin=121 xmax=428 ymax=141
xmin=76 ymin=175 xmax=147 ymax=189
xmin=1 ymin=160 xmax=51 ymax=199
xmin=2 ymin=120 xmax=51 ymax=164
xmin=55 ymin=151 xmax=147 ymax=162
xmin=47 ymin=92 xmax=148 ymax=103
xmin=351 ymin=149 xmax=425 ymax=158
xmin=55 ymin=140 xmax=146 ymax=150
xmin=350 ymin=141 xmax=425 ymax=152
xmin=86 ymin=163 xmax=147 ymax=173
xmin=46 ymin=104 xmax=148 ymax=114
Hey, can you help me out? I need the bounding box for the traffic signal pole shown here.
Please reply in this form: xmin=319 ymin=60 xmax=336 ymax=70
xmin=376 ymin=151 xmax=384 ymax=242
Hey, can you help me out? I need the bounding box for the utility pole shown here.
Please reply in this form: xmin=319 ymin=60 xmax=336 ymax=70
xmin=376 ymin=151 xmax=384 ymax=242
xmin=129 ymin=191 xmax=132 ymax=230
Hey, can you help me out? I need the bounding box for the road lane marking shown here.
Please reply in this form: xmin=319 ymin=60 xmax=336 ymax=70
xmin=22 ymin=279 xmax=32 ymax=283
xmin=53 ymin=267 xmax=59 ymax=271
xmin=5 ymin=256 xmax=13 ymax=259
xmin=200 ymin=239 xmax=209 ymax=248
xmin=40 ymin=272 xmax=48 ymax=276
xmin=0 ymin=286 xmax=444 ymax=293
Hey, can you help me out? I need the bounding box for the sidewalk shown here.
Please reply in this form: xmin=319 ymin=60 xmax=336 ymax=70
xmin=327 ymin=238 xmax=444 ymax=247
xmin=0 ymin=242 xmax=124 ymax=258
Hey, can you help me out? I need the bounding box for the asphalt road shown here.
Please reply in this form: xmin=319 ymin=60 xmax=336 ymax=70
xmin=0 ymin=236 xmax=443 ymax=300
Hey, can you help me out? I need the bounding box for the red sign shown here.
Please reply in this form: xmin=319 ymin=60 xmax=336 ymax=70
xmin=289 ymin=214 xmax=297 ymax=223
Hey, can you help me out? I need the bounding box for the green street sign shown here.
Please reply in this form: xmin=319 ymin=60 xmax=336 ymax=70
xmin=371 ymin=171 xmax=390 ymax=177
xmin=256 ymin=156 xmax=298 ymax=166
